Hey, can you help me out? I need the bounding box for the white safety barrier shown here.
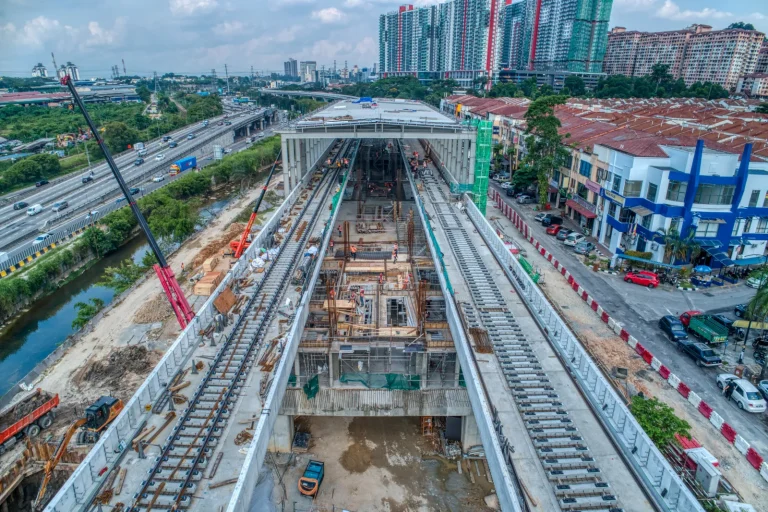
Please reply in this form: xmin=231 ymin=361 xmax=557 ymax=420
xmin=46 ymin=140 xmax=335 ymax=512
xmin=464 ymin=196 xmax=704 ymax=512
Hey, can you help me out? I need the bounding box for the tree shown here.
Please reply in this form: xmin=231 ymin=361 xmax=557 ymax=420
xmin=756 ymin=103 xmax=768 ymax=114
xmin=136 ymin=85 xmax=151 ymax=103
xmin=563 ymin=75 xmax=586 ymax=96
xmin=630 ymin=395 xmax=691 ymax=447
xmin=521 ymin=95 xmax=570 ymax=204
xmin=728 ymin=22 xmax=755 ymax=30
xmin=489 ymin=82 xmax=519 ymax=98
xmin=103 ymin=121 xmax=140 ymax=153
xmin=72 ymin=298 xmax=105 ymax=330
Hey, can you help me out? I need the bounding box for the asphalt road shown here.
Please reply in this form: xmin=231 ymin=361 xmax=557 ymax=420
xmin=492 ymin=183 xmax=768 ymax=458
xmin=0 ymin=106 xmax=268 ymax=252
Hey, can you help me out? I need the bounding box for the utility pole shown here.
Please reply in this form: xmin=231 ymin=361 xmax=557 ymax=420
xmin=122 ymin=58 xmax=127 ymax=77
xmin=211 ymin=68 xmax=217 ymax=92
xmin=224 ymin=64 xmax=230 ymax=95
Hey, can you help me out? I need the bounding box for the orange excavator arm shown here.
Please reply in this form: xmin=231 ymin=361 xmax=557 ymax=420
xmin=34 ymin=418 xmax=87 ymax=510
xmin=233 ymin=151 xmax=282 ymax=259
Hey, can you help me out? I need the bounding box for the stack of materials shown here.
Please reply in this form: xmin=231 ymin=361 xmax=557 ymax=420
xmin=193 ymin=271 xmax=224 ymax=296
xmin=203 ymin=255 xmax=219 ymax=272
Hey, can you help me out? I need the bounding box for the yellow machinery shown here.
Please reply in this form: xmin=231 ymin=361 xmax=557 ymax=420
xmin=34 ymin=396 xmax=123 ymax=510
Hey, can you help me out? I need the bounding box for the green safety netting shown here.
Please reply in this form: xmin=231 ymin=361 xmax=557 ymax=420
xmin=339 ymin=372 xmax=421 ymax=390
xmin=288 ymin=373 xmax=297 ymax=386
xmin=472 ymin=119 xmax=492 ymax=215
xmin=303 ymin=374 xmax=320 ymax=399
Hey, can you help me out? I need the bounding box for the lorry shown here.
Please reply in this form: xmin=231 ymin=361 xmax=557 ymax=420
xmin=298 ymin=460 xmax=325 ymax=497
xmin=677 ymin=340 xmax=722 ymax=367
xmin=0 ymin=388 xmax=59 ymax=454
xmin=679 ymin=311 xmax=729 ymax=344
xmin=170 ymin=156 xmax=197 ymax=176
xmin=134 ymin=142 xmax=145 ymax=151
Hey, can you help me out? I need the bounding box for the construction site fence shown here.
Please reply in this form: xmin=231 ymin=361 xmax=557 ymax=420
xmin=403 ymin=155 xmax=524 ymax=512
xmin=45 ymin=139 xmax=337 ymax=512
xmin=228 ymin=141 xmax=358 ymax=512
xmin=464 ymin=195 xmax=705 ymax=512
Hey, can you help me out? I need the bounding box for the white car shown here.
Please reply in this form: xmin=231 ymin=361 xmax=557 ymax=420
xmin=564 ymin=233 xmax=586 ymax=247
xmin=155 ymin=153 xmax=166 ymax=161
xmin=153 ymin=175 xmax=165 ymax=182
xmin=223 ymin=148 xmax=232 ymax=154
xmin=85 ymin=210 xmax=99 ymax=219
xmin=500 ymin=182 xmax=511 ymax=189
xmin=33 ymin=233 xmax=53 ymax=245
xmin=717 ymin=374 xmax=767 ymax=412
xmin=746 ymin=274 xmax=768 ymax=288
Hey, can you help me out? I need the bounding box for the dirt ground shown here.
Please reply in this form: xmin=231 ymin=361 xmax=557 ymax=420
xmin=22 ymin=181 xmax=281 ymax=436
xmin=272 ymin=417 xmax=494 ymax=512
xmin=491 ymin=213 xmax=768 ymax=509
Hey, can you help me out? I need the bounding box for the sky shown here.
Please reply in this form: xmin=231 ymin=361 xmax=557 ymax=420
xmin=0 ymin=0 xmax=766 ymax=79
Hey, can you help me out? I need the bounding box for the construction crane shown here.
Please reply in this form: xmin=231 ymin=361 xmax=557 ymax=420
xmin=60 ymin=76 xmax=195 ymax=328
xmin=33 ymin=396 xmax=123 ymax=510
xmin=231 ymin=151 xmax=282 ymax=258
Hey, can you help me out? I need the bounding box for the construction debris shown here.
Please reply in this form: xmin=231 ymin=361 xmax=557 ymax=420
xmin=72 ymin=346 xmax=158 ymax=389
xmin=132 ymin=293 xmax=174 ymax=324
xmin=234 ymin=430 xmax=253 ymax=446
xmin=292 ymin=431 xmax=311 ymax=453
xmin=213 ymin=287 xmax=237 ymax=314
xmin=208 ymin=478 xmax=239 ymax=490
xmin=193 ymin=271 xmax=224 ymax=296
xmin=192 ymin=222 xmax=245 ymax=267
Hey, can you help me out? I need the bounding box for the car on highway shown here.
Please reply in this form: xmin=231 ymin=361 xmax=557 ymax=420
xmin=13 ymin=201 xmax=28 ymax=211
xmin=51 ymin=201 xmax=69 ymax=213
xmin=659 ymin=315 xmax=688 ymax=342
xmin=169 ymin=141 xmax=178 ymax=148
xmin=224 ymin=121 xmax=232 ymax=126
xmin=716 ymin=374 xmax=766 ymax=412
xmin=223 ymin=148 xmax=232 ymax=154
xmin=546 ymin=224 xmax=564 ymax=235
xmin=517 ymin=195 xmax=534 ymax=204
xmin=162 ymin=135 xmax=171 ymax=142
xmin=115 ymin=197 xmax=126 ymax=204
xmin=573 ymin=241 xmax=596 ymax=255
xmin=556 ymin=228 xmax=572 ymax=241
xmin=27 ymin=204 xmax=43 ymax=216
xmin=35 ymin=180 xmax=49 ymax=187
xmin=129 ymin=187 xmax=141 ymax=195
xmin=134 ymin=158 xmax=144 ymax=166
xmin=81 ymin=175 xmax=93 ymax=184
xmin=218 ymin=121 xmax=224 ymax=126
xmin=624 ymin=270 xmax=660 ymax=288
xmin=155 ymin=153 xmax=166 ymax=161
xmin=257 ymin=132 xmax=265 ymax=138
xmin=152 ymin=175 xmax=165 ymax=182
xmin=187 ymin=134 xmax=195 ymax=140
xmin=33 ymin=232 xmax=53 ymax=245
xmin=563 ymin=233 xmax=586 ymax=246
xmin=85 ymin=210 xmax=99 ymax=219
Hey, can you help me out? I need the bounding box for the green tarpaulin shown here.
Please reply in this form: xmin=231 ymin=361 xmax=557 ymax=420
xmin=303 ymin=375 xmax=320 ymax=399
xmin=339 ymin=372 xmax=420 ymax=390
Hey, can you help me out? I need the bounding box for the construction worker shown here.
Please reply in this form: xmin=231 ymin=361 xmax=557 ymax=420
xmin=329 ymin=239 xmax=334 ymax=252
xmin=392 ymin=249 xmax=397 ymax=263
xmin=379 ymin=272 xmax=384 ymax=286
xmin=338 ymin=224 xmax=342 ymax=238
xmin=359 ymin=288 xmax=365 ymax=305
xmin=393 ymin=242 xmax=399 ymax=258
xmin=351 ymin=245 xmax=357 ymax=261
xmin=180 ymin=262 xmax=185 ymax=274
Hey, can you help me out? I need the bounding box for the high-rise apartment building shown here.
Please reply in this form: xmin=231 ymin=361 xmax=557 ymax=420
xmin=756 ymin=42 xmax=768 ymax=74
xmin=604 ymin=25 xmax=765 ymax=90
xmin=31 ymin=63 xmax=48 ymax=78
xmin=284 ymin=58 xmax=298 ymax=78
xmin=56 ymin=62 xmax=79 ymax=81
xmin=501 ymin=1 xmax=526 ymax=69
xmin=299 ymin=61 xmax=317 ymax=83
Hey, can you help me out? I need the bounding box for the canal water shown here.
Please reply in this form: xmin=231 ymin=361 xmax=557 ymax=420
xmin=0 ymin=196 xmax=232 ymax=396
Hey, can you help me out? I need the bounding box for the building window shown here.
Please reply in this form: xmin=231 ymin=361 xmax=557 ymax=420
xmin=562 ymin=155 xmax=573 ymax=170
xmin=694 ymin=184 xmax=735 ymax=205
xmin=612 ymin=174 xmax=622 ymax=193
xmin=732 ymin=220 xmax=741 ymax=236
xmin=749 ymin=190 xmax=760 ymax=207
xmin=553 ymin=170 xmax=561 ymax=183
xmin=646 ymin=182 xmax=658 ymax=202
xmin=666 ymin=180 xmax=687 ymax=202
xmin=762 ymin=193 xmax=768 ymax=208
xmin=624 ymin=180 xmax=643 ymax=198
xmin=579 ymin=160 xmax=592 ymax=177
xmin=619 ymin=209 xmax=636 ymax=224
xmin=608 ymin=202 xmax=618 ymax=218
xmin=576 ymin=183 xmax=589 ymax=200
xmin=757 ymin=218 xmax=768 ymax=234
xmin=695 ymin=221 xmax=719 ymax=238
xmin=641 ymin=215 xmax=652 ymax=229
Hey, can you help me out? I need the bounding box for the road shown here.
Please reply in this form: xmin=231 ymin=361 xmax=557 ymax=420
xmin=0 ymin=106 xmax=270 ymax=254
xmin=491 ymin=182 xmax=768 ymax=460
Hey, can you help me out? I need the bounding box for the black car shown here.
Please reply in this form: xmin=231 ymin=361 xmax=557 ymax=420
xmin=129 ymin=187 xmax=141 ymax=195
xmin=506 ymin=188 xmax=515 ymax=197
xmin=162 ymin=135 xmax=171 ymax=142
xmin=659 ymin=315 xmax=688 ymax=341
xmin=35 ymin=179 xmax=49 ymax=187
xmin=169 ymin=141 xmax=178 ymax=148
xmin=82 ymin=175 xmax=93 ymax=184
xmin=541 ymin=215 xmax=563 ymax=227
xmin=734 ymin=304 xmax=747 ymax=318
xmin=13 ymin=201 xmax=28 ymax=210
xmin=134 ymin=158 xmax=144 ymax=166
xmin=710 ymin=314 xmax=737 ymax=335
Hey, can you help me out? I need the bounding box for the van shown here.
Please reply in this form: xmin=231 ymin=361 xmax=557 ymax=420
xmin=27 ymin=204 xmax=43 ymax=216
xmin=137 ymin=149 xmax=148 ymax=157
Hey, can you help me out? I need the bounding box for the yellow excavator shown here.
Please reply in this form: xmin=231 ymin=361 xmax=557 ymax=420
xmin=34 ymin=396 xmax=123 ymax=510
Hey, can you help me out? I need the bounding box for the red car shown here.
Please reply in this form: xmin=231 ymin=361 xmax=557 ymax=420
xmin=546 ymin=224 xmax=563 ymax=235
xmin=624 ymin=270 xmax=660 ymax=288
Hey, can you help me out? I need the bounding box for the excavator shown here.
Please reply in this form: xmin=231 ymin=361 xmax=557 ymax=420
xmin=33 ymin=396 xmax=123 ymax=510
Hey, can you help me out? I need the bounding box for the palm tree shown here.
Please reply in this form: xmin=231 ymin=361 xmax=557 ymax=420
xmin=655 ymin=228 xmax=681 ymax=263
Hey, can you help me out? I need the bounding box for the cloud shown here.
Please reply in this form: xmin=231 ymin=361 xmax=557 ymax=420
xmin=169 ymin=0 xmax=218 ymax=15
xmin=750 ymin=12 xmax=766 ymax=20
xmin=311 ymin=7 xmax=345 ymax=24
xmin=212 ymin=21 xmax=245 ymax=36
xmin=613 ymin=0 xmax=657 ymax=11
xmin=84 ymin=18 xmax=126 ymax=47
xmin=656 ymin=1 xmax=732 ymax=20
xmin=2 ymin=16 xmax=78 ymax=47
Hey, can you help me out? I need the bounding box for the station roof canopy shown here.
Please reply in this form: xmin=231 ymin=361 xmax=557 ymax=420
xmin=281 ymin=99 xmax=472 ymax=139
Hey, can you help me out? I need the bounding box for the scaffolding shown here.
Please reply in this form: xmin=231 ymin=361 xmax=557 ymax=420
xmin=472 ymin=119 xmax=492 ymax=215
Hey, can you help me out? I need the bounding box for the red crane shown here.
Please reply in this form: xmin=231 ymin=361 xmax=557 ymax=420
xmin=231 ymin=151 xmax=282 ymax=258
xmin=60 ymin=76 xmax=195 ymax=328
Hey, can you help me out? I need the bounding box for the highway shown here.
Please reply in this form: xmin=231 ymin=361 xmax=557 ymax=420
xmin=0 ymin=106 xmax=273 ymax=257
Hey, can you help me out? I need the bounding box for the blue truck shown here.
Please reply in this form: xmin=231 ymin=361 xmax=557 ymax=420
xmin=170 ymin=156 xmax=196 ymax=176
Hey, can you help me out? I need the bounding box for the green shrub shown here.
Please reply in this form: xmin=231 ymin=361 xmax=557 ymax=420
xmin=623 ymin=250 xmax=653 ymax=260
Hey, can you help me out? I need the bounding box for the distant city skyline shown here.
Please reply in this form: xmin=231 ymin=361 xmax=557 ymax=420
xmin=0 ymin=0 xmax=765 ymax=78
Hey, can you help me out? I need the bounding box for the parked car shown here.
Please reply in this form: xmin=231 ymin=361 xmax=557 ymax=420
xmin=716 ymin=375 xmax=766 ymax=412
xmin=51 ymin=201 xmax=69 ymax=212
xmin=81 ymin=175 xmax=93 ymax=184
xmin=505 ymin=188 xmax=515 ymax=197
xmin=546 ymin=224 xmax=564 ymax=235
xmin=35 ymin=180 xmax=49 ymax=187
xmin=563 ymin=233 xmax=586 ymax=247
xmin=517 ymin=195 xmax=534 ymax=204
xmin=677 ymin=340 xmax=721 ymax=367
xmin=540 ymin=215 xmax=563 ymax=227
xmin=573 ymin=241 xmax=596 ymax=255
xmin=746 ymin=274 xmax=768 ymax=288
xmin=501 ymin=182 xmax=511 ymax=190
xmin=155 ymin=153 xmax=166 ymax=161
xmin=710 ymin=314 xmax=737 ymax=335
xmin=13 ymin=201 xmax=29 ymax=211
xmin=33 ymin=233 xmax=53 ymax=245
xmin=134 ymin=158 xmax=144 ymax=166
xmin=556 ymin=228 xmax=572 ymax=241
xmin=659 ymin=315 xmax=688 ymax=342
xmin=534 ymin=212 xmax=547 ymax=222
xmin=624 ymin=270 xmax=660 ymax=288
xmin=152 ymin=175 xmax=165 ymax=182
xmin=27 ymin=204 xmax=43 ymax=216
xmin=758 ymin=380 xmax=768 ymax=400
xmin=734 ymin=304 xmax=748 ymax=318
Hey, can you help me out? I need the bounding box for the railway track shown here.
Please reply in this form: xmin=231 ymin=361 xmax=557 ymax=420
xmin=419 ymin=170 xmax=623 ymax=512
xmin=128 ymin=141 xmax=355 ymax=511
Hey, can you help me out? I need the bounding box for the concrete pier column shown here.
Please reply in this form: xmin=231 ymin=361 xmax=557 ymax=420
xmin=420 ymin=353 xmax=428 ymax=390
xmin=461 ymin=414 xmax=481 ymax=451
xmin=295 ymin=139 xmax=304 ymax=180
xmin=281 ymin=137 xmax=290 ymax=195
xmin=468 ymin=140 xmax=476 ymax=185
xmin=268 ymin=415 xmax=294 ymax=453
xmin=452 ymin=140 xmax=461 ymax=183
xmin=329 ymin=351 xmax=338 ymax=387
xmin=246 ymin=125 xmax=250 ymax=137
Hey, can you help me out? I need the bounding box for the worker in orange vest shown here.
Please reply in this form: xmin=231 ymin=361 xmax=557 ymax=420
xmin=351 ymin=245 xmax=357 ymax=261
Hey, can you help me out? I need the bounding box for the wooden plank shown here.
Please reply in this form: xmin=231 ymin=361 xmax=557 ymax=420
xmin=208 ymin=452 xmax=224 ymax=479
xmin=115 ymin=468 xmax=127 ymax=495
xmin=208 ymin=478 xmax=238 ymax=490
